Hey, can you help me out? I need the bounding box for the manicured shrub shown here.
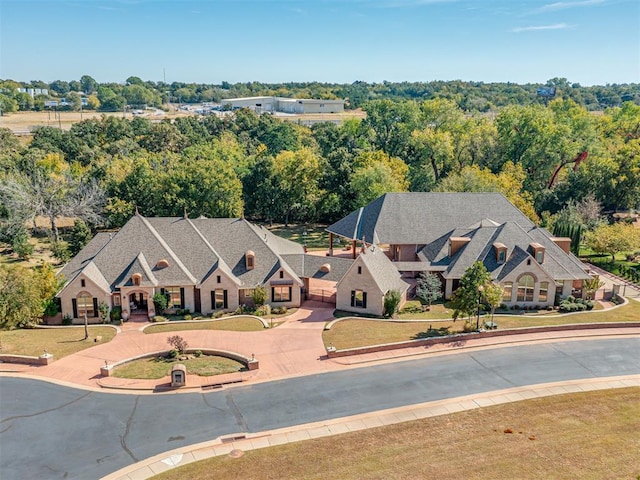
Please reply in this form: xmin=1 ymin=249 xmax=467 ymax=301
xmin=254 ymin=304 xmax=271 ymax=317
xmin=62 ymin=314 xmax=73 ymax=326
xmin=110 ymin=306 xmax=122 ymax=322
xmin=152 ymin=293 xmax=168 ymax=315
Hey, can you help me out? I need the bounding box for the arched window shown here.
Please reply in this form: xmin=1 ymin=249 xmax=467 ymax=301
xmin=77 ymin=293 xmax=94 ymax=317
xmin=517 ymin=275 xmax=535 ymax=302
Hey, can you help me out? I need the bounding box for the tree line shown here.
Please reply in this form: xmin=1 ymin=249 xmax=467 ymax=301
xmin=1 ymin=97 xmax=639 ymax=262
xmin=1 ymin=75 xmax=638 ymax=114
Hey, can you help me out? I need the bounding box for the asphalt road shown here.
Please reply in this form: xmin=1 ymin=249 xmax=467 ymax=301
xmin=1 ymin=337 xmax=639 ymax=480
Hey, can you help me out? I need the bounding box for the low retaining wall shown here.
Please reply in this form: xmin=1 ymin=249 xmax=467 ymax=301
xmin=326 ymin=322 xmax=640 ymax=358
xmin=100 ymin=348 xmax=258 ymax=377
xmin=0 ymin=353 xmax=54 ymax=365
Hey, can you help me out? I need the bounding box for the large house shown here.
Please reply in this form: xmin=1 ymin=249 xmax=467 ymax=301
xmin=57 ymin=193 xmax=593 ymax=322
xmin=57 ymin=214 xmax=352 ymax=322
xmin=327 ymin=193 xmax=592 ymax=308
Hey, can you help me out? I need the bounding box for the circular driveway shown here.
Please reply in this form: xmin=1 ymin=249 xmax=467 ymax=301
xmin=1 ymin=337 xmax=639 ymax=479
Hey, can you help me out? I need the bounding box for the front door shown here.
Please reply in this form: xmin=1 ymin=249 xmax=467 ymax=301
xmin=129 ymin=293 xmax=148 ymax=312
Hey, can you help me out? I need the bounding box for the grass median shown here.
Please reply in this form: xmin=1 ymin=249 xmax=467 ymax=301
xmin=151 ymin=387 xmax=640 ymax=480
xmin=0 ymin=326 xmax=116 ymax=359
xmin=144 ymin=316 xmax=265 ymax=334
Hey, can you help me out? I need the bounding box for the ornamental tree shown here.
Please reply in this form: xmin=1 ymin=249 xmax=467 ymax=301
xmin=450 ymin=261 xmax=491 ymax=321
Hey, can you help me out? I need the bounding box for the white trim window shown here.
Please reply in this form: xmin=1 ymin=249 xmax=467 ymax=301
xmin=517 ymin=275 xmax=535 ymax=302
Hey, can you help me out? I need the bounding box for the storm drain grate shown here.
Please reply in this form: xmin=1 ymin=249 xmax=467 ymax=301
xmin=221 ymin=435 xmax=246 ymax=443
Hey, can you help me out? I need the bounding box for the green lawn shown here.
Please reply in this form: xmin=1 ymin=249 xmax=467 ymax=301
xmin=580 ymin=248 xmax=639 ymax=282
xmin=335 ymin=301 xmax=455 ymax=321
xmin=151 ymin=388 xmax=640 ymax=480
xmin=0 ymin=326 xmax=116 ymax=358
xmin=112 ymin=355 xmax=245 ymax=379
xmin=145 ymin=316 xmax=265 ymax=334
xmin=265 ymin=224 xmax=329 ymax=249
xmin=324 ymin=299 xmax=640 ymax=350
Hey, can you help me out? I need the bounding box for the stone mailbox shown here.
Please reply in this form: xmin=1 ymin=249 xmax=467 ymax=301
xmin=171 ymin=364 xmax=187 ymax=387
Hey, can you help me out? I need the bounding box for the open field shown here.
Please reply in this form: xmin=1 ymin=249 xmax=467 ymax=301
xmin=324 ymin=299 xmax=640 ymax=350
xmin=0 ymin=109 xmax=188 ymax=133
xmin=144 ymin=316 xmax=265 ymax=334
xmin=152 ymin=387 xmax=640 ymax=480
xmin=0 ymin=326 xmax=116 ymax=358
xmin=112 ymin=355 xmax=244 ymax=379
xmin=0 ymin=108 xmax=366 ymax=134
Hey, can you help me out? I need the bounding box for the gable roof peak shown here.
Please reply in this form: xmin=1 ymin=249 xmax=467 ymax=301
xmin=137 ymin=215 xmax=197 ymax=284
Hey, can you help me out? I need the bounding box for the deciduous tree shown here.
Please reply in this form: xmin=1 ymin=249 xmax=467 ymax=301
xmin=450 ymin=262 xmax=491 ymax=322
xmin=585 ymin=223 xmax=640 ymax=263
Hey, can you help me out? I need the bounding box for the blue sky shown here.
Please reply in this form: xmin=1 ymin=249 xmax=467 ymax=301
xmin=1 ymin=0 xmax=638 ymax=86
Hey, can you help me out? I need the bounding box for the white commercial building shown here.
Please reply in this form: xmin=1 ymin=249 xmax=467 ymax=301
xmin=222 ymin=96 xmax=344 ymax=114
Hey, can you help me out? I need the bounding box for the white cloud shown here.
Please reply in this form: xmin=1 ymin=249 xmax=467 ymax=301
xmin=511 ymin=23 xmax=572 ymax=32
xmin=539 ymin=0 xmax=606 ymax=12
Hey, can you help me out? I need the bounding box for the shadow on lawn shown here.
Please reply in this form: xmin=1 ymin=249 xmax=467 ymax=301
xmin=411 ymin=326 xmax=452 ymax=339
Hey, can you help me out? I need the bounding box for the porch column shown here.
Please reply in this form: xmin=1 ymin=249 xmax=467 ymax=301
xmin=352 ymin=240 xmax=357 ymax=259
xmin=329 ymin=233 xmax=334 ymax=256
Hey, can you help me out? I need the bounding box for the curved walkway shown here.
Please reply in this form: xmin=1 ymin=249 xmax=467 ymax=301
xmin=103 ymin=374 xmax=640 ymax=480
xmin=2 ymin=302 xmax=336 ymax=389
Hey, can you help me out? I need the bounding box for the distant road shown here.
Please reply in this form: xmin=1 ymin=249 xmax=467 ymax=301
xmin=1 ymin=337 xmax=639 ymax=479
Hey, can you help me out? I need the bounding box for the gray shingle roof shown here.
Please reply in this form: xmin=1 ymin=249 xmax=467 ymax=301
xmin=327 ymin=193 xmax=534 ymax=244
xmin=58 ymin=215 xmax=310 ymax=294
xmin=282 ymin=254 xmax=353 ymax=282
xmin=359 ymin=245 xmax=409 ymax=294
xmin=425 ymin=221 xmax=590 ymax=281
xmin=58 ymin=232 xmax=113 ymax=293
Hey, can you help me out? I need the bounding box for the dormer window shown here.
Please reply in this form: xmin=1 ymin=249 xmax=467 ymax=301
xmin=530 ymin=243 xmax=545 ymax=264
xmin=449 ymin=237 xmax=471 ymax=257
xmin=493 ymin=242 xmax=507 ymax=264
xmin=132 ymin=273 xmax=142 ymax=286
xmin=279 ymin=271 xmax=284 ymax=279
xmin=246 ymin=250 xmax=255 ymax=270
xmin=156 ymin=259 xmax=169 ymax=269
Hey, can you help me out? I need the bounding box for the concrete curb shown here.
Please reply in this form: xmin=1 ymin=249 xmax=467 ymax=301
xmin=101 ymin=374 xmax=640 ymax=480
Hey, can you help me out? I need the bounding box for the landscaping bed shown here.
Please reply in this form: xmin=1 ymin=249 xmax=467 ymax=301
xmin=144 ymin=316 xmax=266 ymax=334
xmin=111 ymin=353 xmax=245 ymax=379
